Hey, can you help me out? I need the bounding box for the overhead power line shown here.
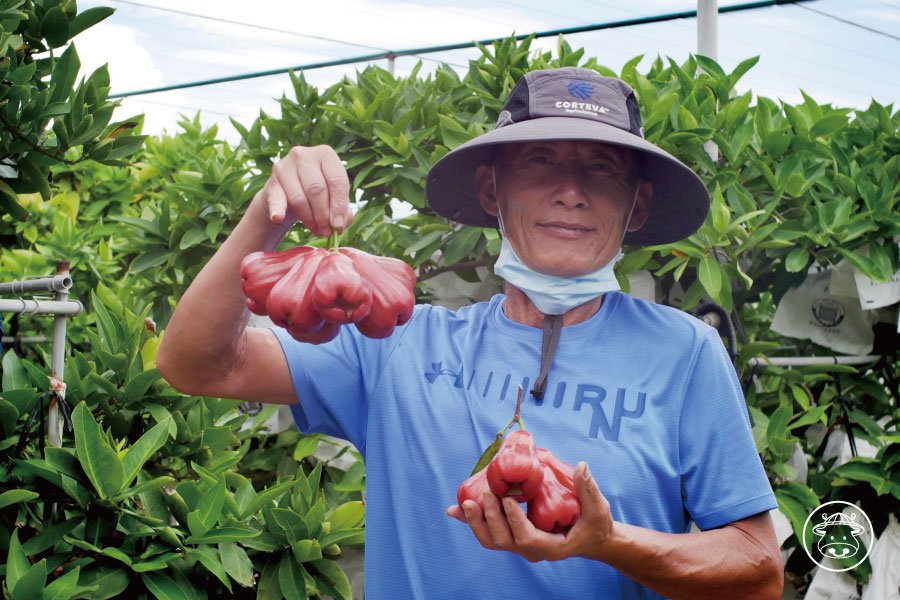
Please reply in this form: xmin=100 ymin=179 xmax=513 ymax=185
xmin=111 ymin=0 xmax=816 ymax=99
xmin=795 ymin=3 xmax=900 ymax=41
xmin=105 ymin=0 xmax=390 ymax=52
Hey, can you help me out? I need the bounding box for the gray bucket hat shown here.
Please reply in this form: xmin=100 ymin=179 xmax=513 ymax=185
xmin=425 ymin=67 xmax=710 ymax=246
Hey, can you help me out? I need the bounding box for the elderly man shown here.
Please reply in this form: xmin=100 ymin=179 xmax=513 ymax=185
xmin=158 ymin=67 xmax=783 ymax=599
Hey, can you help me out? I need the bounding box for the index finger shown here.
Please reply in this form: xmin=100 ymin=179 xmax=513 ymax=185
xmin=317 ymin=148 xmax=353 ymax=232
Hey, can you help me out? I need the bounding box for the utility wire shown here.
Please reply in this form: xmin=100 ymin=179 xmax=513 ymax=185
xmin=103 ymin=0 xmax=390 ymax=52
xmin=795 ymin=3 xmax=900 ymax=41
xmin=111 ymin=0 xmax=817 ymax=98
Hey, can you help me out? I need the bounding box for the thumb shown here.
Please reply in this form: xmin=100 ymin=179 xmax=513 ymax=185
xmin=574 ymin=461 xmax=605 ymax=514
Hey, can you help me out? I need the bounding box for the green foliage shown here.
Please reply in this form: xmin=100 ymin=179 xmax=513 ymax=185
xmin=0 ymin=0 xmax=145 ymax=222
xmin=1 ymin=32 xmax=898 ymax=594
xmin=1 ymin=296 xmax=363 ymax=599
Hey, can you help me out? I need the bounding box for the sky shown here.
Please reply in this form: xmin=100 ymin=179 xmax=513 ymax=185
xmin=71 ymin=0 xmax=900 ymax=143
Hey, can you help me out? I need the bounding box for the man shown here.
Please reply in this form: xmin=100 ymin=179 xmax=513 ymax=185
xmin=158 ymin=67 xmax=783 ymax=598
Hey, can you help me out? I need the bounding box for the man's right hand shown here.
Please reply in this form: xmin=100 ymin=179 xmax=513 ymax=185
xmin=253 ymin=145 xmax=354 ymax=237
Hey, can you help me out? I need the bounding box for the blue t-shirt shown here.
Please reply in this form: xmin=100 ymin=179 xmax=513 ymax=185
xmin=274 ymin=292 xmax=777 ymax=599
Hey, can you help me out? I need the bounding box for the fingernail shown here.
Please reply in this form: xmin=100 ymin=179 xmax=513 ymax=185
xmin=580 ymin=462 xmax=591 ymax=481
xmin=333 ymin=215 xmax=345 ymax=229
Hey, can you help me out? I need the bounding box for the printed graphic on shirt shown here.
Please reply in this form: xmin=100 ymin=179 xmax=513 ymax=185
xmin=424 ymin=362 xmax=646 ymax=442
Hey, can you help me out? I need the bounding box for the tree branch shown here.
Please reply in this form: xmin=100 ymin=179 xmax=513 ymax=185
xmin=418 ymin=258 xmax=491 ymax=281
xmin=0 ymin=113 xmax=78 ymax=166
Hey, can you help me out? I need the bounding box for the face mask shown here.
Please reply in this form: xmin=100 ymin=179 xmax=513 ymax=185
xmin=494 ymin=239 xmax=624 ymax=315
xmin=491 ymin=166 xmax=637 ymax=315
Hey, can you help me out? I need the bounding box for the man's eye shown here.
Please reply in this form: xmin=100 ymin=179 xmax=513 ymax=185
xmin=589 ymin=162 xmax=616 ymax=172
xmin=526 ymin=155 xmax=554 ymax=165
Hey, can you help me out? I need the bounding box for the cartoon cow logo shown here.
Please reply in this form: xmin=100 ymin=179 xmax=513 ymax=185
xmin=812 ymin=511 xmax=864 ymax=559
xmin=802 ymin=501 xmax=873 ymax=572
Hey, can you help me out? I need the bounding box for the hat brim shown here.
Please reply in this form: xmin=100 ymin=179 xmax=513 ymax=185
xmin=425 ymin=117 xmax=710 ymax=246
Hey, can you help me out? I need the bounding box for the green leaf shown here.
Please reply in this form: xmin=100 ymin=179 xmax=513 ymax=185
xmin=320 ymin=528 xmax=365 ymax=547
xmin=184 ymin=525 xmax=261 ymax=544
xmin=72 ymin=402 xmax=124 ymax=499
xmin=279 ymin=553 xmax=314 ymax=598
xmin=789 ymin=405 xmax=828 ymax=430
xmin=268 ymin=507 xmax=309 ymax=543
xmin=442 ymin=227 xmax=482 ymax=265
xmin=140 ymin=572 xmax=200 ymax=600
xmin=0 ymin=181 xmax=28 ymax=220
xmin=309 ymin=559 xmax=352 ymax=600
xmin=122 ymin=368 xmax=162 ymax=402
xmin=12 ymin=558 xmax=47 ymax=600
xmin=775 ymin=489 xmax=810 ymax=541
xmin=327 ymin=500 xmax=365 ymax=531
xmin=2 ymin=350 xmax=30 ymax=390
xmin=179 ymin=227 xmax=209 ymax=250
xmin=70 ymin=6 xmax=115 ymax=38
xmin=809 ymin=113 xmax=848 ymax=138
xmin=21 ymin=519 xmax=79 ymax=555
xmin=291 ymin=539 xmax=322 ymax=563
xmin=42 ymin=566 xmax=81 ymax=600
xmin=219 ymin=542 xmax=255 ymax=588
xmin=121 ymin=415 xmax=171 ymax=486
xmin=470 ymin=432 xmax=503 ymax=476
xmin=129 ymin=248 xmax=170 ymax=275
xmin=6 ymin=529 xmax=30 ymax=593
xmin=0 ymin=489 xmax=38 ymax=509
xmin=187 ymin=547 xmax=231 ymax=592
xmin=785 ymin=247 xmax=809 ymax=273
xmin=697 ymin=255 xmax=723 ymax=298
xmin=239 ymin=480 xmax=295 ymax=520
xmin=49 ymin=44 xmax=80 ymax=104
xmin=41 ymin=6 xmax=70 ymax=47
xmin=115 ymin=475 xmax=176 ymax=501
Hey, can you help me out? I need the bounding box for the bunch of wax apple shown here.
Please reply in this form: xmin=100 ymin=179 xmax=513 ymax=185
xmin=240 ymin=233 xmax=416 ymax=343
xmin=458 ymin=387 xmax=581 ymax=533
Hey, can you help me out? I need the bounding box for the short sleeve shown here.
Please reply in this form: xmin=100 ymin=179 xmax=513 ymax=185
xmin=678 ymin=331 xmax=777 ymax=530
xmin=273 ymin=324 xmax=394 ymax=452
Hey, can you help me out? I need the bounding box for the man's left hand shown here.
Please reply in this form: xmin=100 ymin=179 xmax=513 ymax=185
xmin=446 ymin=462 xmax=614 ymax=563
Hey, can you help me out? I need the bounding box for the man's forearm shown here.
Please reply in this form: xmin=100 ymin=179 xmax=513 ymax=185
xmin=156 ymin=199 xmax=288 ymax=393
xmin=586 ymin=515 xmax=783 ymax=599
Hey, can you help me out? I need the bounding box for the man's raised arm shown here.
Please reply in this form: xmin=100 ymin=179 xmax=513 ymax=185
xmin=156 ymin=146 xmax=353 ymax=404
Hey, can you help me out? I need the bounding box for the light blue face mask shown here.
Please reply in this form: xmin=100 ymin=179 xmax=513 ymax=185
xmin=494 ymin=239 xmax=624 ymax=315
xmin=491 ymin=166 xmax=637 ymax=315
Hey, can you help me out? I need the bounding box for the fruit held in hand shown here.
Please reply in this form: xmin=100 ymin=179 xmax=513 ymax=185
xmin=527 ymin=461 xmax=581 ymax=534
xmin=486 ymin=429 xmax=545 ymax=502
xmin=239 ymin=244 xmax=416 ymax=344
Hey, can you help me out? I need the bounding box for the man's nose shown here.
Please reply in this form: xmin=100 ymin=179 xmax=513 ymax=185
xmin=549 ymin=165 xmax=589 ymax=208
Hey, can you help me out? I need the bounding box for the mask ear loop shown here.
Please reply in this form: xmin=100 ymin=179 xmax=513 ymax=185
xmin=492 ymin=165 xmax=507 ymax=237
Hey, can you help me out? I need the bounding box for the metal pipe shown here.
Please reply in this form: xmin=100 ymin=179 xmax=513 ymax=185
xmin=0 ymin=298 xmax=84 ymax=316
xmin=0 ymin=275 xmax=73 ymax=295
xmin=747 ymin=355 xmax=882 ymax=368
xmin=698 ymin=0 xmax=719 ymax=60
xmin=48 ymin=261 xmax=71 ymax=448
xmin=698 ymin=0 xmax=720 ymax=162
xmin=1 ymin=336 xmax=48 ymax=344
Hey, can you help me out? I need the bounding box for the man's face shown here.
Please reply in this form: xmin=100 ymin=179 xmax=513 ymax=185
xmin=475 ymin=140 xmax=652 ymax=278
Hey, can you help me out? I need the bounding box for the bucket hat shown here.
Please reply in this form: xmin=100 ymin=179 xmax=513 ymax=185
xmin=425 ymin=67 xmax=710 ymax=246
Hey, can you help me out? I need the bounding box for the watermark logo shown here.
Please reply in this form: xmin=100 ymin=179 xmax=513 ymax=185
xmin=802 ymin=501 xmax=873 ymax=572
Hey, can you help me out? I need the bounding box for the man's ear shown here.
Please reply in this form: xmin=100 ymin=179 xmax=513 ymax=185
xmin=474 ymin=164 xmax=499 ymax=217
xmin=626 ymin=181 xmax=653 ymax=232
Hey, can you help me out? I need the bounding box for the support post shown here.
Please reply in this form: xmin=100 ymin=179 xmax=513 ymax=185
xmin=697 ymin=0 xmax=720 ymax=163
xmin=48 ymin=260 xmax=70 ymax=448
